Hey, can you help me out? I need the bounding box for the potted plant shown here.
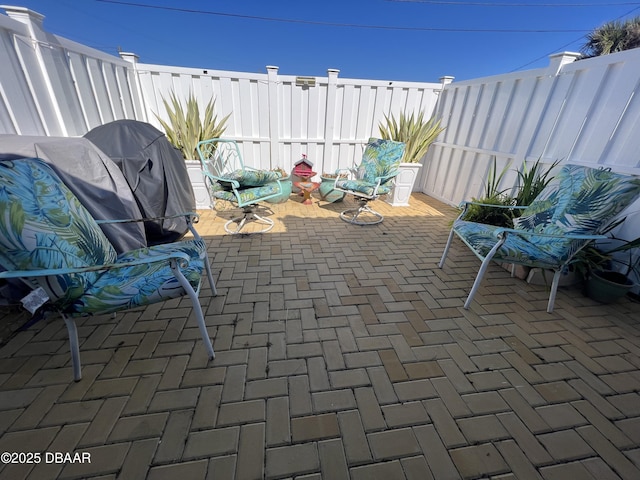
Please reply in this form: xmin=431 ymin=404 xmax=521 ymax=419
xmin=378 ymin=110 xmax=445 ymax=206
xmin=155 ymin=89 xmax=230 ymax=208
xmin=575 ymin=232 xmax=640 ymax=303
xmin=463 ymin=157 xmax=559 ymax=228
xmin=265 ymin=167 xmax=293 ymax=204
xmin=319 ymin=172 xmax=346 ymax=203
xmin=155 ymin=89 xmax=230 ymax=160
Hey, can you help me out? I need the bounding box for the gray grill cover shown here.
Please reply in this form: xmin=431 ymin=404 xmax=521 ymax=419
xmin=84 ymin=120 xmax=195 ymax=244
xmin=0 ymin=134 xmax=146 ymax=253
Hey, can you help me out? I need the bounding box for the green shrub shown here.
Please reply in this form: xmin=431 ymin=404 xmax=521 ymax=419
xmin=462 ymin=157 xmax=559 ymax=228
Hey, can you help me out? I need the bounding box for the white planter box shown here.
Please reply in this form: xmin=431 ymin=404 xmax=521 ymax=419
xmin=185 ymin=160 xmax=211 ymax=209
xmin=386 ymin=162 xmax=422 ymax=207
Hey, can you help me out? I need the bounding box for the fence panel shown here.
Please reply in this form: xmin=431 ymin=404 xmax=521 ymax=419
xmin=0 ymin=6 xmax=143 ymax=137
xmin=133 ymin=60 xmax=442 ymax=173
xmin=0 ymin=16 xmax=45 ymax=135
xmin=424 ymin=50 xmax=640 ymax=209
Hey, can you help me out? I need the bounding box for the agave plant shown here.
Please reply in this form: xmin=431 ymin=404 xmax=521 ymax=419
xmin=155 ymin=90 xmax=230 ymax=160
xmin=378 ymin=110 xmax=445 ymax=164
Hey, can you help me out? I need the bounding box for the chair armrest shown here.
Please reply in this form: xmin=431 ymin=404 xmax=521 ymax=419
xmin=201 ymin=168 xmax=241 ymax=188
xmin=0 ymin=251 xmax=192 ymax=280
xmin=95 ymin=212 xmax=200 ymax=226
xmin=456 ymin=201 xmax=528 ymax=221
xmin=375 ymin=170 xmax=401 ymax=184
xmin=213 ymin=174 xmax=241 ymax=188
xmin=332 ymin=168 xmax=357 ymax=186
xmin=493 ymin=228 xmax=607 ymax=241
xmin=335 ymin=167 xmax=356 ymax=176
xmin=459 ymin=200 xmax=528 ymax=210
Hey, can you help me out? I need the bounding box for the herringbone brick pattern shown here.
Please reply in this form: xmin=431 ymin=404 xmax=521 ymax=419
xmin=0 ymin=193 xmax=639 ymax=479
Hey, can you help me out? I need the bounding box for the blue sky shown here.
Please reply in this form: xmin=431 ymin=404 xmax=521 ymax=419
xmin=9 ymin=0 xmax=640 ymax=82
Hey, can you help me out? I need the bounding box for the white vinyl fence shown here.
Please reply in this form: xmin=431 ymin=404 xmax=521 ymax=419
xmin=132 ymin=62 xmax=443 ymax=174
xmin=0 ymin=6 xmax=145 ymax=137
xmin=423 ymin=49 xmax=640 ymax=206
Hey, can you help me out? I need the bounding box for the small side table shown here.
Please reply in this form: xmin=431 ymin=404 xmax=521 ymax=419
xmin=294 ymin=178 xmax=320 ymax=205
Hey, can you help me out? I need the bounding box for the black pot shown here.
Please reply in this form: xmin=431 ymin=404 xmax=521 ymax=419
xmin=586 ymin=270 xmax=634 ymax=303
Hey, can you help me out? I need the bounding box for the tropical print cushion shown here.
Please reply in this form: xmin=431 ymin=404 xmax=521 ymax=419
xmin=454 ymin=165 xmax=640 ymax=268
xmin=222 ymin=169 xmax=282 ymax=187
xmin=335 ymin=178 xmax=393 ymax=196
xmin=71 ymin=239 xmax=205 ymax=315
xmin=0 ymin=159 xmax=117 ymax=306
xmin=358 ymin=138 xmax=406 ymax=184
xmin=335 ymin=138 xmax=406 ymax=197
xmin=513 ymin=165 xmax=640 ymax=261
xmin=209 ymin=181 xmax=282 ymax=205
xmin=453 ymin=220 xmax=567 ymax=269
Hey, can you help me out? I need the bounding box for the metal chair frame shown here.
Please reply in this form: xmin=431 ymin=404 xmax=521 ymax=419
xmin=197 ymin=139 xmax=282 ymax=234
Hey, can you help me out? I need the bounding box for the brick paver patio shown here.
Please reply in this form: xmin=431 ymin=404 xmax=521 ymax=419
xmin=0 ymin=193 xmax=639 ymax=479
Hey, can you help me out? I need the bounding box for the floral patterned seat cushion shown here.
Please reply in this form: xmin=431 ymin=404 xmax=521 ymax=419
xmin=221 ymin=169 xmax=282 ymax=187
xmin=514 ymin=165 xmax=640 ymax=261
xmin=335 ymin=178 xmax=394 ymax=196
xmin=0 ymin=159 xmax=117 ymax=307
xmin=453 ymin=220 xmax=564 ymax=269
xmin=454 ymin=164 xmax=640 ymax=267
xmin=335 ymin=138 xmax=406 ymax=197
xmin=72 ymin=239 xmax=205 ymax=315
xmin=209 ymin=181 xmax=282 ymax=205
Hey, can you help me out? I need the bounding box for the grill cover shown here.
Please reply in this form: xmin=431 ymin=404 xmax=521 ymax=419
xmin=85 ymin=120 xmax=196 ymax=244
xmin=0 ymin=134 xmax=146 ymax=253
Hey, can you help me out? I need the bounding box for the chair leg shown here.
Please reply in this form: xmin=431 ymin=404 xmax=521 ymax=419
xmin=463 ymin=237 xmax=506 ymax=310
xmin=187 ymin=220 xmax=218 ymax=296
xmin=438 ymin=228 xmax=456 ymax=268
xmin=547 ymin=270 xmax=562 ymax=313
xmin=203 ymin=259 xmax=218 ymax=296
xmin=62 ymin=315 xmax=82 ymax=382
xmin=170 ymin=260 xmax=215 ymax=360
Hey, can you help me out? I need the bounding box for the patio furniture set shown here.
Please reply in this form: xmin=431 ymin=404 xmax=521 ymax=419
xmin=0 ymin=134 xmax=639 ymax=384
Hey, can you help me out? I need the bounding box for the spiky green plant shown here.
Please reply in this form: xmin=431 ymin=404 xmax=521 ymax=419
xmin=155 ymin=90 xmax=230 ymax=160
xmin=378 ymin=111 xmax=445 ymax=164
xmin=514 ymin=158 xmax=560 ymax=208
xmin=485 ymin=156 xmax=512 ymax=199
xmin=463 ymin=157 xmax=517 ymax=228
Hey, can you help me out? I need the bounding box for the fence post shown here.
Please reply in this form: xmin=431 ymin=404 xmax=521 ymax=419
xmin=267 ymin=66 xmax=280 ymax=169
xmin=119 ymin=51 xmax=148 ymax=122
xmin=323 ymin=69 xmax=340 ymax=170
xmin=3 ymin=6 xmax=66 ymax=136
xmin=547 ymin=52 xmax=581 ymax=76
xmin=436 ymin=76 xmax=455 ymax=116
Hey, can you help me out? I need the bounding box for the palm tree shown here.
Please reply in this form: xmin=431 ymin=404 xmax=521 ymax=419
xmin=581 ymin=16 xmax=640 ymax=58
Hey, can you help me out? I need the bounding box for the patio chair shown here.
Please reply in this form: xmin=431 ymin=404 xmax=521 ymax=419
xmin=197 ymin=138 xmax=285 ymax=234
xmin=0 ymin=158 xmax=216 ymax=381
xmin=439 ymin=164 xmax=640 ymax=313
xmin=332 ymin=138 xmax=406 ymax=225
